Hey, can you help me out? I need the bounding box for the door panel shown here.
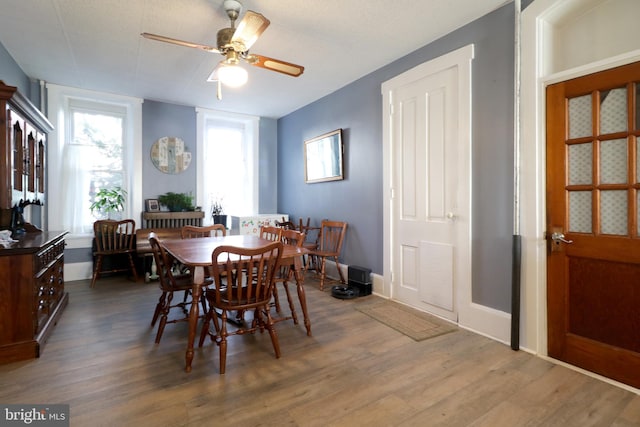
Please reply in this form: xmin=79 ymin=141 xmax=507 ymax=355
xmin=419 ymin=241 xmax=453 ymax=311
xmin=546 ymin=61 xmax=640 ymax=389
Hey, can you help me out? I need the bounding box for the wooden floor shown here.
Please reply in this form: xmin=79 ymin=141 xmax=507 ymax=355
xmin=1 ymin=275 xmax=640 ymax=426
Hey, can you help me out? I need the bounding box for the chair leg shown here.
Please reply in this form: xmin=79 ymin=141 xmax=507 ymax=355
xmin=90 ymin=255 xmax=103 ymax=288
xmin=251 ymin=307 xmax=262 ymax=331
xmin=151 ymin=291 xmax=167 ymax=327
xmin=200 ymin=292 xmax=208 ymax=315
xmin=211 ymin=307 xmax=222 ymax=338
xmin=294 ymin=269 xmax=312 ymax=336
xmin=318 ymin=257 xmax=328 ymax=291
xmin=272 ymin=285 xmax=282 ymax=313
xmin=127 ymin=254 xmax=139 ymax=282
xmin=263 ymin=306 xmax=281 ymax=359
xmin=218 ymin=310 xmax=229 ymax=374
xmin=333 ymin=256 xmax=346 ymax=284
xmin=198 ymin=309 xmax=211 ymax=347
xmin=305 ymin=254 xmax=315 ymax=271
xmin=281 ymin=281 xmax=298 ymax=325
xmin=182 ymin=289 xmax=189 ymax=308
xmin=155 ymin=292 xmax=174 ymax=343
xmin=155 ymin=316 xmax=167 ymax=344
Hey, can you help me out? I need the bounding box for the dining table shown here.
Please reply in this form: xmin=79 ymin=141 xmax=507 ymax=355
xmin=160 ymin=234 xmax=310 ymax=372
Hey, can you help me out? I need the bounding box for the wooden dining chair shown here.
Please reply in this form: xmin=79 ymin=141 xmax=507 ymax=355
xmin=307 ymin=220 xmax=348 ymax=291
xmin=275 ymin=219 xmax=296 ymax=230
xmin=272 ymin=228 xmax=307 ymax=327
xmin=259 ymin=225 xmax=282 ymax=241
xmin=91 ymin=219 xmax=139 ymax=288
xmin=298 ymin=217 xmax=310 ymax=231
xmin=298 ymin=218 xmax=321 ymax=269
xmin=198 ymin=241 xmax=283 ymax=374
xmin=148 ymin=232 xmax=212 ymax=343
xmin=180 ymin=224 xmax=227 ymax=300
xmin=180 ymin=224 xmax=226 ymax=239
xmin=258 ymin=225 xmax=285 ymax=311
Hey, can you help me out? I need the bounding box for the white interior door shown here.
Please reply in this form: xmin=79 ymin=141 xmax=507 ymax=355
xmin=383 ymin=46 xmax=473 ymax=322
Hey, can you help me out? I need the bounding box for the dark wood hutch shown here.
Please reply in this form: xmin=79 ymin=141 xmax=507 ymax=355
xmin=0 ymin=81 xmax=68 ymax=363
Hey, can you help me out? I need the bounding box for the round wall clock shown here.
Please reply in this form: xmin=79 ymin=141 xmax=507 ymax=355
xmin=150 ymin=136 xmax=192 ymax=174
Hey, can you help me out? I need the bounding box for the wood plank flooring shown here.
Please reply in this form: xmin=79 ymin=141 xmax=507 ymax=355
xmin=1 ymin=275 xmax=639 ymax=426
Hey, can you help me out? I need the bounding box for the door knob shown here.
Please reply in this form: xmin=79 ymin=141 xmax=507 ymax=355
xmin=446 ymin=212 xmax=456 ymax=220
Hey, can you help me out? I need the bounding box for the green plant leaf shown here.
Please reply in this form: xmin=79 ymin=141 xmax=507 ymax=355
xmin=158 ymin=191 xmax=194 ymax=212
xmin=90 ymin=186 xmax=127 ymax=215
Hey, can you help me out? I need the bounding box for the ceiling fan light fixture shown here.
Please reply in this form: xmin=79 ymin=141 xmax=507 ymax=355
xmin=217 ymin=63 xmax=248 ymax=87
xmin=142 ymin=0 xmax=305 ymax=95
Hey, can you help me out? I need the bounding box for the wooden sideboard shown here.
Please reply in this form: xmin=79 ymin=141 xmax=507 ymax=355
xmin=0 ymin=231 xmax=68 ymax=363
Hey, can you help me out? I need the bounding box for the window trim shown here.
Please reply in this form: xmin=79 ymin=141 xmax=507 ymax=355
xmin=46 ymin=84 xmax=143 ymax=246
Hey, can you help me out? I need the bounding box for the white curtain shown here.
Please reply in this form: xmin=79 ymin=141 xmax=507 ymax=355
xmin=202 ymin=119 xmax=255 ymax=222
xmin=61 ymin=143 xmax=94 ymax=234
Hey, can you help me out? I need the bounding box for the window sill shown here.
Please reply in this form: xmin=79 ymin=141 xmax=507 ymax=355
xmin=64 ymin=234 xmax=93 ymax=249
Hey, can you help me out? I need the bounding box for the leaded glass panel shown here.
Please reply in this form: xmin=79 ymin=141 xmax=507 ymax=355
xmin=569 ymin=191 xmax=592 ymax=233
xmin=599 ymin=138 xmax=627 ymax=184
xmin=600 ymin=190 xmax=627 ymax=235
xmin=568 ymin=143 xmax=592 ymax=185
xmin=600 ymin=88 xmax=627 ymax=134
xmin=569 ymin=95 xmax=592 ymax=139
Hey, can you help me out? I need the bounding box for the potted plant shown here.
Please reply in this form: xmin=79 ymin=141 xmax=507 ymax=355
xmin=89 ymin=186 xmax=128 ymax=275
xmin=158 ymin=192 xmax=195 ymax=212
xmin=211 ymin=198 xmax=227 ymax=226
xmin=90 ymin=186 xmax=126 ymax=219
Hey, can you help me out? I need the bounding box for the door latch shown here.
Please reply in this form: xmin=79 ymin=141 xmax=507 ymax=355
xmin=547 ymin=228 xmax=573 ymax=252
xmin=551 ymin=232 xmax=573 ymax=244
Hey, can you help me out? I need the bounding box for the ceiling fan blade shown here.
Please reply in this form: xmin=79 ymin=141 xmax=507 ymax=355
xmin=247 ymin=54 xmax=304 ymax=77
xmin=230 ymin=10 xmax=270 ymax=51
xmin=141 ymin=32 xmax=220 ymax=53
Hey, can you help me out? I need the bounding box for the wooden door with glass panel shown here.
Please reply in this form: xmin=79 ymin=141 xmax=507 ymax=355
xmin=546 ymin=61 xmax=640 ymax=389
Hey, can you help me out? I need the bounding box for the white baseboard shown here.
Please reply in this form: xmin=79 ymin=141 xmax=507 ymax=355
xmin=65 ymin=261 xmax=93 ymax=282
xmin=459 ymin=302 xmax=511 ymax=345
xmin=371 ymin=272 xmax=385 ymax=296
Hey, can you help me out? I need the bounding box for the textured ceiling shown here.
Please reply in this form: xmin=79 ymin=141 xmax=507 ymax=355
xmin=0 ymin=0 xmax=509 ymax=118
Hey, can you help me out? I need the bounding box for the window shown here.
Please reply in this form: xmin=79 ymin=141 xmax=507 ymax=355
xmin=196 ymin=109 xmax=259 ymax=223
xmin=66 ymin=101 xmax=125 ymax=231
xmin=47 ymin=84 xmax=143 ymax=243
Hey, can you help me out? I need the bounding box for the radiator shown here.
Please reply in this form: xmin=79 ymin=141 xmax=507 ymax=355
xmin=141 ymin=211 xmax=204 ymax=229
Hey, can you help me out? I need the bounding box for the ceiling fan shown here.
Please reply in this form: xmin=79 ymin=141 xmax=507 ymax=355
xmin=141 ymin=0 xmax=304 ymax=99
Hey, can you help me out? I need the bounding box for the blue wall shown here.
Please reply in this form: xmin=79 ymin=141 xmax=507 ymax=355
xmin=277 ymin=76 xmax=382 ymax=273
xmin=259 ymin=118 xmax=279 ymax=214
xmin=142 ymin=101 xmax=198 ymax=201
xmin=141 ymin=100 xmax=279 ymax=214
xmin=0 ymin=42 xmax=31 ymax=98
xmin=277 ymin=4 xmax=515 ymax=312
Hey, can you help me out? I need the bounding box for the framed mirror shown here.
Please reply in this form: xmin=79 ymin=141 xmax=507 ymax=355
xmin=304 ymin=129 xmax=344 ymax=183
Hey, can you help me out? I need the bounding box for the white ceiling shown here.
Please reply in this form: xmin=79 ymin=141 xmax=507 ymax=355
xmin=0 ymin=0 xmax=509 ymax=119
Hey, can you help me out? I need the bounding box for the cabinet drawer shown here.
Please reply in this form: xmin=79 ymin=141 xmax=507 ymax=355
xmin=35 ymin=238 xmax=65 ymax=274
xmin=33 ymin=258 xmax=64 ymax=334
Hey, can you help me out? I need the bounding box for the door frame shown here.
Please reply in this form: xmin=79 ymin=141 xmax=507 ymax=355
xmin=521 ymin=0 xmax=640 ymax=373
